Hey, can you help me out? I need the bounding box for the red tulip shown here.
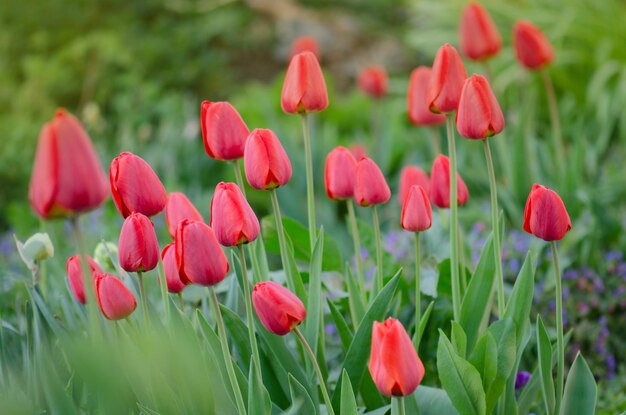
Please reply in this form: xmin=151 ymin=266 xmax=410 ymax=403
xmin=427 ymin=44 xmax=468 ymax=114
xmin=252 ymin=281 xmax=306 ymax=336
xmin=358 ymin=66 xmax=388 ymax=99
xmin=29 ymin=109 xmax=108 ymax=219
xmin=407 ymin=67 xmax=446 ymax=126
xmin=369 ymin=318 xmax=425 ymax=396
xmin=401 ymin=185 xmax=432 ymax=232
xmin=324 ymin=146 xmax=358 ymax=201
xmin=456 ymin=74 xmax=504 ymax=139
xmin=430 ymin=155 xmax=469 ymax=208
xmin=354 ymin=157 xmax=391 ymax=207
xmin=175 ymin=219 xmax=229 ymax=286
xmin=210 ymin=182 xmax=260 ymax=246
xmin=109 ymin=152 xmax=166 ymax=218
xmin=513 ymin=21 xmax=554 ymax=70
xmin=161 ymin=243 xmax=188 ymax=293
xmin=281 ymin=51 xmax=329 ymax=114
xmin=200 ymin=101 xmax=250 ymax=161
xmin=290 ymin=36 xmax=321 ymax=60
xmin=165 ymin=192 xmax=204 ymax=238
xmin=398 ymin=166 xmax=430 ymax=206
xmin=118 ymin=213 xmax=159 ymax=273
xmin=66 ymin=254 xmax=102 ymax=304
xmin=459 ymin=2 xmax=502 ymax=61
xmin=523 ymin=184 xmax=571 ymax=241
xmin=94 ymin=273 xmax=137 ymax=320
xmin=244 ymin=128 xmax=292 ymax=190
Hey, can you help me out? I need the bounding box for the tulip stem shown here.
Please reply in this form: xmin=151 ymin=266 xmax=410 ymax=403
xmin=177 ymin=293 xmax=184 ymax=310
xmin=157 ymin=259 xmax=170 ymax=319
xmin=347 ymin=200 xmax=365 ymax=290
xmin=301 ymin=114 xmax=317 ymax=250
xmin=137 ymin=271 xmax=149 ymax=326
xmin=540 ymin=68 xmax=565 ymax=178
xmin=445 ymin=114 xmax=461 ymax=322
xmin=551 ymin=241 xmax=564 ymax=415
xmin=393 ymin=397 xmax=406 ymax=415
xmin=413 ymin=232 xmax=421 ymax=351
xmin=483 ymin=139 xmax=505 ymax=318
xmin=429 ymin=127 xmax=441 ymax=157
xmin=270 ymin=189 xmax=296 ymax=293
xmin=209 ymin=286 xmax=247 ymax=415
xmin=232 ymin=159 xmax=247 ymax=198
xmin=294 ymin=327 xmax=335 ymax=415
xmin=237 ymin=245 xmax=262 ymax=374
xmin=371 ymin=205 xmax=384 ymax=295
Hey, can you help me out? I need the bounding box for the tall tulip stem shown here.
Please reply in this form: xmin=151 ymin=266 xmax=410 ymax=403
xmin=483 ymin=139 xmax=505 ymax=318
xmin=237 ymin=245 xmax=262 ymax=373
xmin=551 ymin=241 xmax=565 ymax=415
xmin=70 ymin=216 xmax=100 ymax=335
xmin=347 ymin=199 xmax=365 ymax=290
xmin=137 ymin=271 xmax=149 ymax=326
xmin=301 ymin=114 xmax=317 ymax=250
xmin=209 ymin=286 xmax=247 ymax=415
xmin=540 ymin=68 xmax=565 ymax=177
xmin=270 ymin=189 xmax=296 ymax=292
xmin=445 ymin=114 xmax=461 ymax=322
xmin=372 ymin=205 xmax=384 ymax=294
xmin=413 ymin=232 xmax=421 ymax=350
xmin=393 ymin=397 xmax=406 ymax=415
xmin=294 ymin=327 xmax=335 ymax=415
xmin=156 ymin=259 xmax=170 ymax=318
xmin=232 ymin=159 xmax=247 ymax=198
xmin=429 ymin=127 xmax=441 ymax=156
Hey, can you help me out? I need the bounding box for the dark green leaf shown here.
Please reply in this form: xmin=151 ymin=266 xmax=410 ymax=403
xmin=536 ymin=315 xmax=555 ymax=415
xmin=560 ymin=353 xmax=597 ymax=415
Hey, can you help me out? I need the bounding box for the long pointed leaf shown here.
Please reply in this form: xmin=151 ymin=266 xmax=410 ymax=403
xmin=560 ymin=353 xmax=597 ymax=415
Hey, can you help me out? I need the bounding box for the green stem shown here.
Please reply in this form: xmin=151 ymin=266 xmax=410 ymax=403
xmin=551 ymin=241 xmax=564 ymax=415
xmin=301 ymin=114 xmax=317 ymax=250
xmin=482 ymin=61 xmax=494 ymax=83
xmin=270 ymin=189 xmax=296 ymax=293
xmin=445 ymin=114 xmax=461 ymax=322
xmin=413 ymin=232 xmax=421 ymax=350
xmin=540 ymin=68 xmax=565 ymax=177
xmin=347 ymin=200 xmax=365 ymax=290
xmin=137 ymin=271 xmax=149 ymax=326
xmin=237 ymin=245 xmax=262 ymax=373
xmin=458 ymin=228 xmax=467 ymax=293
xmin=371 ymin=205 xmax=384 ymax=295
xmin=429 ymin=126 xmax=441 ymax=157
xmin=294 ymin=328 xmax=335 ymax=415
xmin=177 ymin=292 xmax=184 ymax=310
xmin=209 ymin=286 xmax=247 ymax=415
xmin=233 ymin=159 xmax=247 ymax=198
xmin=393 ymin=396 xmax=406 ymax=415
xmin=156 ymin=258 xmax=169 ymax=319
xmin=483 ymin=139 xmax=505 ymax=318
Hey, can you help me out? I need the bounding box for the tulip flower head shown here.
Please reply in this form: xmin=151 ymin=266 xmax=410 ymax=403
xmin=369 ymin=318 xmax=425 ymax=396
xmin=118 ymin=213 xmax=159 ymax=273
xmin=398 ymin=166 xmax=430 ymax=206
xmin=357 ymin=66 xmax=388 ymax=99
xmin=325 ymin=146 xmax=358 ymax=201
xmin=175 ymin=219 xmax=229 ymax=286
xmin=200 ymin=101 xmax=250 ymax=161
xmin=110 ymin=152 xmax=167 ymax=218
xmin=165 ymin=192 xmax=204 ymax=238
xmin=407 ymin=67 xmax=446 ymax=127
xmin=459 ymin=2 xmax=502 ymax=61
xmin=513 ymin=21 xmax=554 ymax=70
xmin=161 ymin=243 xmax=188 ymax=293
xmin=523 ymin=184 xmax=571 ymax=241
xmin=281 ymin=51 xmax=329 ymax=114
xmin=66 ymin=254 xmax=102 ymax=304
xmin=354 ymin=157 xmax=391 ymax=207
xmin=252 ymin=281 xmax=306 ymax=336
xmin=290 ymin=36 xmax=321 ymax=60
xmin=244 ymin=128 xmax=292 ymax=190
xmin=427 ymin=44 xmax=468 ymax=114
xmin=401 ymin=185 xmax=432 ymax=232
xmin=94 ymin=273 xmax=137 ymax=320
xmin=456 ymin=74 xmax=504 ymax=139
xmin=210 ymin=182 xmax=260 ymax=246
xmin=29 ymin=109 xmax=108 ymax=219
xmin=430 ymin=154 xmax=469 ymax=208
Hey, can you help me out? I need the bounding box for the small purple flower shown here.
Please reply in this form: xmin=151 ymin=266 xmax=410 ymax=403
xmin=606 ymin=354 xmax=616 ymax=379
xmin=604 ymin=251 xmax=623 ymax=262
xmin=515 ymin=371 xmax=532 ymax=390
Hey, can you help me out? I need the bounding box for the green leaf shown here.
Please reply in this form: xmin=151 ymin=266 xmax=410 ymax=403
xmin=220 ymin=304 xmax=252 ymax=371
xmin=485 ymin=318 xmax=516 ymax=414
xmin=414 ymin=301 xmax=435 ymax=353
xmin=340 ymin=369 xmax=359 ymax=415
xmin=503 ymin=252 xmax=536 ymax=353
xmin=560 ymin=353 xmax=597 ymax=415
xmin=536 ymin=315 xmax=555 ymax=415
xmin=437 ymin=330 xmax=486 ymax=415
xmin=327 ymin=299 xmax=354 ymax=352
xmin=451 ymin=322 xmax=467 ymax=359
xmin=346 ymin=265 xmax=366 ymax=329
xmin=469 ymin=331 xmax=498 ymax=393
xmin=248 ymin=360 xmax=271 ymax=415
xmin=304 ymin=230 xmax=324 ymax=357
xmin=288 ymin=374 xmax=317 ymax=415
xmin=409 ymin=386 xmax=459 ymax=415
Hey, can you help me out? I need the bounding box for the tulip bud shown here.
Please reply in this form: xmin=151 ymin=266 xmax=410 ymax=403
xmin=357 ymin=66 xmax=388 ymax=99
xmin=200 ymin=101 xmax=250 ymax=161
xmin=430 ymin=155 xmax=469 ymax=208
xmin=407 ymin=67 xmax=446 ymax=127
xmin=459 ymin=3 xmax=502 ymax=61
xmin=513 ymin=21 xmax=554 ymax=70
xmin=66 ymin=255 xmax=102 ymax=304
xmin=427 ymin=44 xmax=468 ymax=114
xmin=290 ymin=36 xmax=321 ymax=60
xmin=281 ymin=51 xmax=329 ymax=114
xmin=109 ymin=152 xmax=166 ymax=218
xmin=354 ymin=157 xmax=391 ymax=207
xmin=523 ymin=184 xmax=571 ymax=241
xmin=244 ymin=129 xmax=292 ymax=190
xmin=456 ymin=74 xmax=504 ymax=139
xmin=18 ymin=233 xmax=54 ymax=263
xmin=398 ymin=166 xmax=430 ymax=206
xmin=252 ymin=281 xmax=306 ymax=336
xmin=118 ymin=213 xmax=159 ymax=273
xmin=161 ymin=243 xmax=188 ymax=293
xmin=401 ymin=186 xmax=432 ymax=232
xmin=93 ymin=241 xmax=118 ymax=273
xmin=324 ymin=146 xmax=358 ymax=201
xmin=210 ymin=182 xmax=260 ymax=246
xmin=369 ymin=318 xmax=425 ymax=396
xmin=29 ymin=109 xmax=108 ymax=219
xmin=165 ymin=192 xmax=204 ymax=238
xmin=175 ymin=219 xmax=229 ymax=286
xmin=94 ymin=273 xmax=137 ymax=320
